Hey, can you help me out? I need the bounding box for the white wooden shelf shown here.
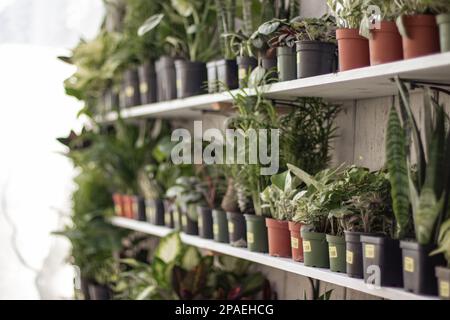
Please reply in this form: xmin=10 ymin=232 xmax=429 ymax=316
xmin=98 ymin=52 xmax=450 ymax=122
xmin=110 ymin=216 xmax=437 ymax=300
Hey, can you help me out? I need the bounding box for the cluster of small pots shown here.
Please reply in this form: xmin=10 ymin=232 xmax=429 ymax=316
xmin=337 ymin=14 xmax=450 ymax=72
xmin=113 ymin=192 xmax=449 ymax=299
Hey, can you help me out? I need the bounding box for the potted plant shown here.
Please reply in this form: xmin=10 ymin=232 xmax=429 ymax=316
xmin=388 ymin=78 xmax=449 ymax=294
xmin=431 ymin=219 xmax=450 ymax=299
xmin=293 ymin=15 xmax=337 ymax=78
xmin=213 ymin=178 xmax=236 ymax=243
xmin=436 ymin=0 xmax=450 ymax=52
xmin=360 ymin=0 xmax=403 ymax=65
xmin=195 ymin=165 xmax=226 ymax=239
xmin=327 ymin=0 xmax=370 ymax=71
xmin=261 ymin=171 xmax=299 ymax=257
xmin=289 ymin=165 xmax=344 ymax=269
xmin=395 ymin=0 xmax=441 ymax=59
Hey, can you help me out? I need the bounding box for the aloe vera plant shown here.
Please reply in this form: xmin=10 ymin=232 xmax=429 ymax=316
xmin=386 ymin=77 xmax=450 ymax=244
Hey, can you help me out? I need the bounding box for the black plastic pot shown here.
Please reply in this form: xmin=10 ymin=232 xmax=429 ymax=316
xmin=198 ymin=206 xmax=213 ymax=239
xmin=400 ymin=240 xmax=445 ymax=295
xmin=345 ymin=231 xmax=373 ymax=279
xmin=102 ymin=87 xmax=119 ymax=113
xmin=88 ymin=283 xmax=111 ymax=300
xmin=212 ymin=209 xmax=229 ymax=243
xmin=296 ymin=41 xmax=337 ymax=78
xmin=174 ymin=60 xmax=207 ymax=98
xmin=361 ymin=235 xmax=403 ymax=287
xmin=326 ymin=234 xmax=346 ymax=273
xmin=155 ymin=56 xmax=177 ymax=102
xmin=121 ymin=67 xmax=141 ymax=108
xmin=183 ymin=203 xmax=199 ymax=235
xmin=145 ymin=199 xmax=164 ymax=225
xmin=216 ymin=59 xmax=238 ymax=91
xmin=276 ymin=46 xmax=296 ymax=82
xmin=301 ymin=229 xmax=330 ymax=268
xmin=132 ymin=196 xmax=146 ymax=221
xmin=138 ymin=61 xmax=157 ymax=104
xmin=206 ymin=60 xmax=218 ymax=93
xmin=236 ymin=56 xmax=257 ymax=88
xmin=163 ymin=200 xmax=174 ymax=228
xmin=226 ymin=211 xmax=247 ymax=247
xmin=244 ymin=214 xmax=269 ymax=253
xmin=435 ymin=266 xmax=450 ymax=300
xmin=261 ymin=57 xmax=278 ymax=81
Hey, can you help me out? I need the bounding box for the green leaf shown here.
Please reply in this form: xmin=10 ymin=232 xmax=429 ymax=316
xmin=257 ymin=20 xmax=281 ymax=35
xmin=181 ymin=246 xmax=201 ymax=270
xmin=155 ymin=232 xmax=182 ymax=264
xmin=138 ymin=14 xmax=164 ymax=36
xmin=171 ymin=0 xmax=194 ymax=17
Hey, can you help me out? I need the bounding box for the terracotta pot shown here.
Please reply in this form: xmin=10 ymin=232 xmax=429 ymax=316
xmin=437 ymin=13 xmax=450 ymax=52
xmin=336 ymin=28 xmax=370 ymax=71
xmin=122 ymin=195 xmax=134 ymax=219
xmin=288 ymin=221 xmax=303 ymax=262
xmin=265 ymin=218 xmax=291 ymax=258
xmin=369 ymin=21 xmax=403 ymax=65
xmin=112 ymin=193 xmax=124 ymax=217
xmin=401 ymin=15 xmax=440 ymax=59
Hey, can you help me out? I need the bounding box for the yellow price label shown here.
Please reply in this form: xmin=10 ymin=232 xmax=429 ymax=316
xmin=176 ymin=79 xmax=181 ymax=90
xmin=238 ymin=68 xmax=246 ymax=80
xmin=182 ymin=215 xmax=187 ymax=227
xmin=440 ymin=280 xmax=450 ymax=298
xmin=404 ymin=256 xmax=414 ymax=273
xmin=247 ymin=232 xmax=254 ymax=244
xmin=296 ymin=51 xmax=301 ymax=64
xmin=346 ymin=250 xmax=354 ymax=264
xmin=140 ymin=82 xmax=148 ymax=94
xmin=329 ymin=246 xmax=338 ymax=258
xmin=198 ymin=217 xmax=203 ymax=229
xmin=291 ymin=237 xmax=299 ymax=249
xmin=213 ymin=224 xmax=219 ymax=236
xmin=228 ymin=222 xmax=234 ymax=234
xmin=365 ymin=244 xmax=375 ymax=259
xmin=125 ymin=86 xmax=134 ymax=97
xmin=303 ymin=241 xmax=311 ymax=253
xmin=164 ymin=212 xmax=170 ymax=225
xmin=146 ymin=206 xmax=155 ymax=221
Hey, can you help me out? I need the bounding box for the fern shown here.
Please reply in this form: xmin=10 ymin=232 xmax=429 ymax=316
xmin=386 ymin=106 xmax=411 ymax=239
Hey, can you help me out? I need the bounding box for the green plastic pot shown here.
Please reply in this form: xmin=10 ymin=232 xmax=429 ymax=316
xmin=244 ymin=214 xmax=268 ymax=253
xmin=277 ymin=46 xmax=296 ymax=81
xmin=212 ymin=209 xmax=229 ymax=243
xmin=437 ymin=13 xmax=450 ymax=52
xmin=301 ymin=229 xmax=330 ymax=268
xmin=326 ymin=234 xmax=346 ymax=273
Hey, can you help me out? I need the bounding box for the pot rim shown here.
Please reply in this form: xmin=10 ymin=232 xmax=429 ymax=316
xmin=403 ymin=14 xmax=438 ymax=27
xmin=437 ymin=13 xmax=450 ymax=25
xmin=288 ymin=221 xmax=302 ymax=232
xmin=399 ymin=239 xmax=437 ymax=251
xmin=336 ymin=28 xmax=367 ymax=40
xmin=265 ymin=217 xmax=290 ymax=229
xmin=295 ymin=40 xmax=336 ymax=47
xmin=301 ymin=230 xmax=327 ymax=240
xmin=370 ymin=20 xmax=400 ymax=34
xmin=174 ymin=60 xmax=206 ymax=67
xmin=215 ymin=58 xmax=238 ymax=66
xmin=276 ymin=46 xmax=296 ymax=54
xmin=244 ymin=214 xmax=266 ymax=222
xmin=360 ymin=234 xmax=398 ymax=245
xmin=435 ymin=266 xmax=450 ymax=278
xmin=326 ymin=234 xmax=346 ymax=244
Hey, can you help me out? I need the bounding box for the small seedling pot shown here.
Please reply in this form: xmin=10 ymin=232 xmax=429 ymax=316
xmin=112 ymin=193 xmax=124 ymax=217
xmin=121 ymin=67 xmax=141 ymax=108
xmin=121 ymin=195 xmax=134 ymax=219
xmin=401 ymin=15 xmax=440 ymax=59
xmin=369 ymin=21 xmax=403 ymax=65
xmin=361 ymin=235 xmax=403 ymax=287
xmin=155 ymin=56 xmax=177 ymax=102
xmin=301 ymin=229 xmax=330 ymax=268
xmin=344 ymin=231 xmax=374 ymax=279
xmin=206 ymin=60 xmax=218 ymax=93
xmin=216 ymin=59 xmax=238 ymax=91
xmin=163 ymin=200 xmax=174 ymax=228
xmin=336 ymin=28 xmax=370 ymax=71
xmin=276 ymin=46 xmax=296 ymax=81
xmin=400 ymin=240 xmax=445 ymax=295
xmin=288 ymin=221 xmax=303 ymax=262
xmin=174 ymin=60 xmax=207 ymax=98
xmin=88 ymin=283 xmax=111 ymax=300
xmin=138 ymin=61 xmax=157 ymax=104
xmin=182 ymin=203 xmax=199 ymax=235
xmin=197 ymin=206 xmax=214 ymax=239
xmin=326 ymin=234 xmax=346 ymax=273
xmin=236 ymin=56 xmax=257 ymax=88
xmin=244 ymin=214 xmax=268 ymax=253
xmin=212 ymin=209 xmax=229 ymax=243
xmin=437 ymin=13 xmax=450 ymax=52
xmin=435 ymin=266 xmax=450 ymax=300
xmin=226 ymin=211 xmax=247 ymax=247
xmin=131 ymin=195 xmax=146 ymax=221
xmin=265 ymin=218 xmax=291 ymax=258
xmin=296 ymin=41 xmax=336 ymax=78
xmin=145 ymin=198 xmax=165 ymax=225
